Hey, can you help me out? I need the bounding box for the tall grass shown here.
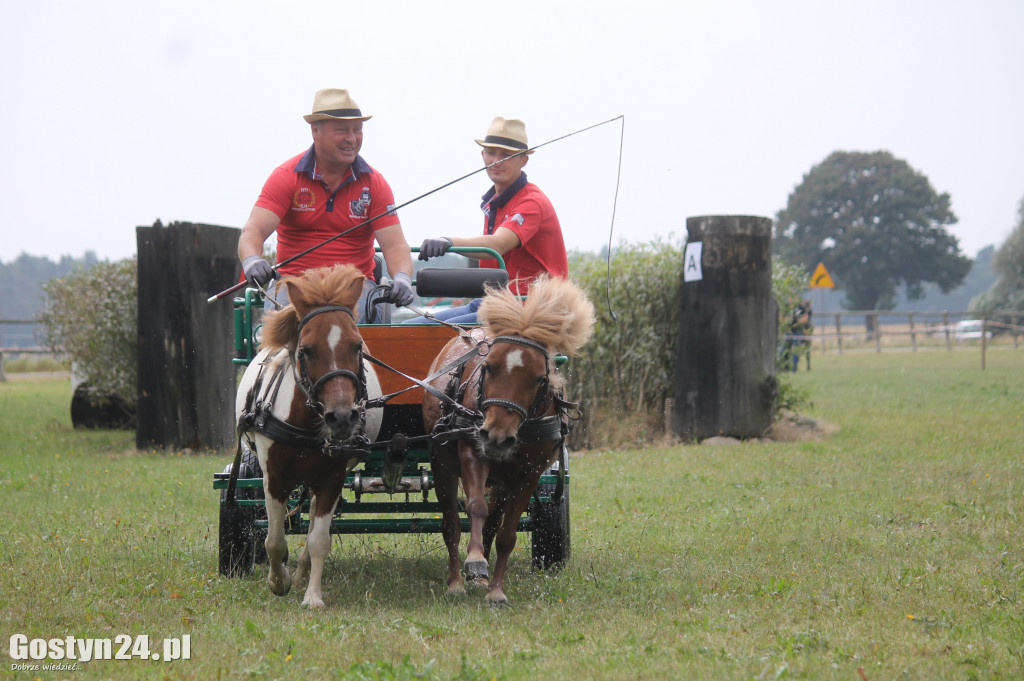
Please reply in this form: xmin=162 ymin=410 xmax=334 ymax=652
xmin=1 ymin=349 xmax=1022 ymax=680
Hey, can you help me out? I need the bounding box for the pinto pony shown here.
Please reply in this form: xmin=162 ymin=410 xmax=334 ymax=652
xmin=423 ymin=276 xmax=595 ymax=605
xmin=235 ymin=264 xmax=382 ymax=608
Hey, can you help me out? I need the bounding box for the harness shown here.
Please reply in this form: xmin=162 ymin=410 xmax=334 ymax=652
xmin=237 ymin=305 xmax=372 ymax=459
xmin=433 ymin=335 xmax=580 ymax=447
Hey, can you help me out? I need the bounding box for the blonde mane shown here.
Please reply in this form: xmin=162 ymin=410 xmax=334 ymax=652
xmin=478 ymin=275 xmax=595 ymax=357
xmin=261 ymin=264 xmax=366 ymax=351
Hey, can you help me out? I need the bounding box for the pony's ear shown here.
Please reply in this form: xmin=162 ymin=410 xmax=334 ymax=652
xmin=344 ymin=274 xmax=367 ymax=321
xmin=285 ymin=278 xmax=311 ymax=318
xmin=262 ymin=305 xmax=300 ymax=351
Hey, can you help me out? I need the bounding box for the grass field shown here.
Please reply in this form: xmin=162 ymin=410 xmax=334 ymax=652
xmin=1 ymin=349 xmax=1022 ymax=680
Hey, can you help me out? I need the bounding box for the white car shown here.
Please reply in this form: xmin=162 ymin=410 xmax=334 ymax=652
xmin=954 ymin=319 xmax=993 ymax=342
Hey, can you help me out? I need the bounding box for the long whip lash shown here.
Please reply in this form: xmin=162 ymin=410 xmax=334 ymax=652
xmin=208 ymin=115 xmax=626 ymax=304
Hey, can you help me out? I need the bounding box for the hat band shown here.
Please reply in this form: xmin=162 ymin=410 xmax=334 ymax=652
xmin=314 ymin=108 xmax=363 ymax=117
xmin=483 ymin=135 xmax=528 ymax=150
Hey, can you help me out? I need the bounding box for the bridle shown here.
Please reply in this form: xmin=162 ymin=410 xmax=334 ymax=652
xmin=476 ymin=336 xmax=553 ymax=423
xmin=293 ymin=305 xmax=367 ymax=413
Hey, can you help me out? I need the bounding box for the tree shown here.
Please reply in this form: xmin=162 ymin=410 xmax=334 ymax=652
xmin=970 ymin=194 xmax=1024 ymax=321
xmin=775 ymin=151 xmax=970 ymax=322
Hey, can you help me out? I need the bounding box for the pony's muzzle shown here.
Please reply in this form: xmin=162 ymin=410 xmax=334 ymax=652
xmin=323 ymin=406 xmax=361 ymax=439
xmin=478 ymin=426 xmax=517 ymax=456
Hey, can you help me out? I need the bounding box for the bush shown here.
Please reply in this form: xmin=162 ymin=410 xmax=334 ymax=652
xmin=38 ymin=258 xmax=138 ymax=404
xmin=566 ymin=237 xmax=683 ymax=449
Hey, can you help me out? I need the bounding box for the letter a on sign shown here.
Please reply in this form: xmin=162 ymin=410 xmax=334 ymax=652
xmin=810 ymin=262 xmax=835 ymax=289
xmin=683 ymin=242 xmax=703 ymax=282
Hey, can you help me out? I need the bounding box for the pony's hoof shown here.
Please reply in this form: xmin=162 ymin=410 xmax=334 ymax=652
xmin=302 ymin=593 xmax=326 ymax=609
xmin=267 ymin=571 xmax=292 ymax=597
xmin=445 ymin=583 xmax=466 ymax=597
xmin=465 ymin=560 xmax=489 ymax=582
xmin=485 ymin=592 xmax=510 ymax=608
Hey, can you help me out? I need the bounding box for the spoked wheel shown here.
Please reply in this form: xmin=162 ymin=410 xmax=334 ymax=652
xmin=530 ymin=450 xmax=571 ymax=569
xmin=218 ymin=448 xmax=265 ymax=576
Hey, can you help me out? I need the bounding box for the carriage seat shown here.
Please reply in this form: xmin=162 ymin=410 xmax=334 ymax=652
xmin=414 ymin=268 xmax=509 ymax=299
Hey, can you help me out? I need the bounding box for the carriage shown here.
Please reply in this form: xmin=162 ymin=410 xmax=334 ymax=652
xmin=212 ymin=248 xmax=583 ymax=604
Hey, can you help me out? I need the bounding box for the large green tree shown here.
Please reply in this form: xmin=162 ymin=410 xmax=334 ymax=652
xmin=970 ymin=194 xmax=1024 ymax=320
xmin=775 ymin=151 xmax=970 ymax=313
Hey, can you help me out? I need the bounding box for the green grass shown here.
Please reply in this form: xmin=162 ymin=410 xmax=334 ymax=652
xmin=1 ymin=348 xmax=1023 ymax=679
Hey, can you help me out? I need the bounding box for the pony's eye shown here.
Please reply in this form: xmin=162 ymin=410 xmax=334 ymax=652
xmin=297 ymin=345 xmax=312 ymax=359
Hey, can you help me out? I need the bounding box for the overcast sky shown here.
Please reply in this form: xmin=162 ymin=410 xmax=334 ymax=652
xmin=2 ymin=0 xmax=1021 ymax=268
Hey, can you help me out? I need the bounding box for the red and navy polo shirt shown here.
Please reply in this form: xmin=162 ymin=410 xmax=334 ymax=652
xmin=255 ymin=146 xmax=400 ymax=280
xmin=478 ymin=172 xmax=568 ymax=295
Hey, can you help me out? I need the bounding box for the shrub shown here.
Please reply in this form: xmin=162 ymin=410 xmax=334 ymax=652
xmin=566 ymin=237 xmax=683 ymax=449
xmin=38 ymin=258 xmax=138 ymax=404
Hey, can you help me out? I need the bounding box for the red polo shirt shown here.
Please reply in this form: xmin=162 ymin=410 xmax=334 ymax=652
xmin=254 ymin=147 xmax=400 ymax=279
xmin=478 ymin=176 xmax=568 ymax=295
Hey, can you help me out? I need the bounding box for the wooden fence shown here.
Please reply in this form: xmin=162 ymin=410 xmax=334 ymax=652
xmin=783 ymin=310 xmax=1022 ymax=370
xmin=0 ymin=319 xmax=55 ymax=381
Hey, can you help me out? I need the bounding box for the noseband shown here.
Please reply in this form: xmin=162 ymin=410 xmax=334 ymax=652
xmin=294 ymin=305 xmax=367 ymax=412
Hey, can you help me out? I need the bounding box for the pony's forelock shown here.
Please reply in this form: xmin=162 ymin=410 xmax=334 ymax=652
xmin=260 ymin=264 xmax=365 ymax=351
xmin=479 ymin=276 xmax=595 ymax=357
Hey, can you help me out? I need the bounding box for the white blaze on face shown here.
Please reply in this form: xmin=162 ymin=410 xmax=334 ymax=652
xmin=326 ymin=325 xmax=343 ymax=369
xmin=505 ymin=348 xmax=525 ymax=373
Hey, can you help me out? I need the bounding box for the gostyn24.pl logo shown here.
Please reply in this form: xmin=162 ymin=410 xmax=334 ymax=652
xmin=9 ymin=634 xmax=191 ymax=667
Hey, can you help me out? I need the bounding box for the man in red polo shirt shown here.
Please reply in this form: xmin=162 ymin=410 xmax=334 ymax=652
xmin=412 ymin=117 xmax=568 ymax=323
xmin=238 ymin=88 xmax=415 ymax=321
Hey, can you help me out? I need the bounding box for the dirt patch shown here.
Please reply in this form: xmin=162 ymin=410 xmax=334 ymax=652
xmin=694 ymin=412 xmax=840 ymax=446
xmin=763 ymin=411 xmax=840 ymax=442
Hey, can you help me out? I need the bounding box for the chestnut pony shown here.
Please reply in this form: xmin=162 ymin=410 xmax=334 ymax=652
xmin=423 ymin=276 xmax=595 ymax=605
xmin=236 ymin=264 xmax=382 ymax=608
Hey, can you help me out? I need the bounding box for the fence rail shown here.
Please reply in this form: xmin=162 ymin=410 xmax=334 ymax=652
xmin=784 ymin=310 xmax=1022 ymax=370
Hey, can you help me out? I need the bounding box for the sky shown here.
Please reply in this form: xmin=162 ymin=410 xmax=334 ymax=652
xmin=2 ymin=0 xmax=1022 ymax=267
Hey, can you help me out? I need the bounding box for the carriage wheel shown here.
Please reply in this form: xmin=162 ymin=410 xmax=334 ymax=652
xmin=530 ymin=454 xmax=571 ymax=569
xmin=217 ymin=449 xmax=265 ymax=577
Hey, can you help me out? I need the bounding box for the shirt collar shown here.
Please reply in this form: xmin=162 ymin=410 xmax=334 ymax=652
xmin=294 ymin=145 xmax=373 ymax=182
xmin=480 ymin=172 xmax=528 ymax=213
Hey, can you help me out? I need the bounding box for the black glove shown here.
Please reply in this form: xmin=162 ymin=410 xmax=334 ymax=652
xmin=387 ymin=272 xmax=414 ymax=306
xmin=418 ymin=237 xmax=453 ymax=261
xmin=242 ymin=255 xmax=275 ymax=288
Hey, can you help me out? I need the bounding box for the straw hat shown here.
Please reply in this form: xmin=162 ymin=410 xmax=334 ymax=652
xmin=475 ymin=116 xmax=534 ymax=154
xmin=303 ymin=88 xmax=372 ymax=123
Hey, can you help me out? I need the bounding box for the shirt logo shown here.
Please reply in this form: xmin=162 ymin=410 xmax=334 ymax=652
xmin=510 ymin=213 xmax=525 ymax=226
xmin=350 ymin=187 xmax=371 ymax=217
xmin=292 ymin=188 xmax=316 ymax=212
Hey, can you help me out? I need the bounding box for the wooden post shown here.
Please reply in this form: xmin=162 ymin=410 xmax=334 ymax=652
xmin=981 ymin=316 xmax=987 ymax=370
xmin=673 ymin=215 xmax=777 ymax=440
xmin=835 ymin=313 xmax=843 ymax=354
xmin=909 ymin=313 xmax=917 ymax=352
xmin=136 ymin=221 xmax=240 ymax=450
xmin=1013 ymin=315 xmax=1019 ymax=349
xmin=874 ymin=313 xmax=882 ymax=353
xmin=943 ymin=312 xmax=952 ymax=351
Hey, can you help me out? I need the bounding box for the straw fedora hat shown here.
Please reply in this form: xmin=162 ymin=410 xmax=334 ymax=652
xmin=475 ymin=116 xmax=534 ymax=154
xmin=303 ymin=88 xmax=372 ymax=123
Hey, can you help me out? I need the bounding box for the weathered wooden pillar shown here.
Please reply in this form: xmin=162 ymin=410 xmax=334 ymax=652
xmin=672 ymin=215 xmax=778 ymax=440
xmin=136 ymin=221 xmax=240 ymax=450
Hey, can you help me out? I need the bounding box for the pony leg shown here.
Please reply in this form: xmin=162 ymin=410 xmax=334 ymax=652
xmin=264 ymin=495 xmax=292 ymax=596
xmin=460 ymin=450 xmax=492 ymax=586
xmin=481 ymin=487 xmax=508 ymax=561
xmin=302 ymin=494 xmax=341 ymax=609
xmin=486 ymin=485 xmax=536 ymax=606
xmin=293 ymin=499 xmax=315 ymax=591
xmin=432 ymin=452 xmax=465 ymax=596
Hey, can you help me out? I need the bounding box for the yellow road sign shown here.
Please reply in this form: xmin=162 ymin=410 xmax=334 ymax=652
xmin=810 ymin=262 xmax=835 ymax=289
